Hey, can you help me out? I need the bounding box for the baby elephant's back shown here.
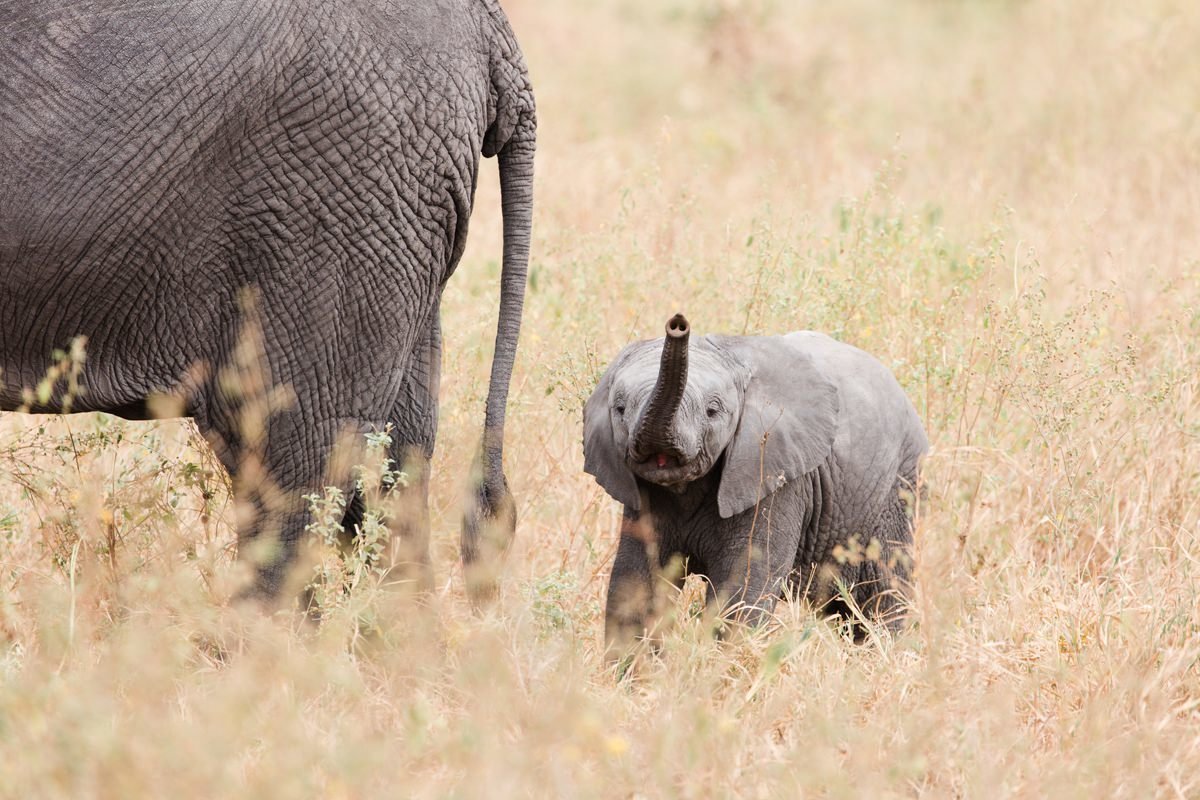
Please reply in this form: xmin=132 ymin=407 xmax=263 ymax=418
xmin=784 ymin=332 xmax=928 ymax=490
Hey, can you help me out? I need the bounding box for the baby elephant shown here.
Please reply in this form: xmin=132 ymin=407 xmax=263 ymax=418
xmin=583 ymin=314 xmax=928 ymax=659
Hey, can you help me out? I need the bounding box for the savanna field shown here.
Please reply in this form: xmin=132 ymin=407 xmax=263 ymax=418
xmin=3 ymin=0 xmax=1200 ymax=796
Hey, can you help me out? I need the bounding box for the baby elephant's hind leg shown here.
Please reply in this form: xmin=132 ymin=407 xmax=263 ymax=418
xmin=847 ymin=476 xmax=919 ymax=635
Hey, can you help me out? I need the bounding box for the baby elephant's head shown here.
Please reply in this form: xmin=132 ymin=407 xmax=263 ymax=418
xmin=583 ymin=314 xmax=839 ymax=519
xmin=602 ymin=314 xmax=742 ymax=489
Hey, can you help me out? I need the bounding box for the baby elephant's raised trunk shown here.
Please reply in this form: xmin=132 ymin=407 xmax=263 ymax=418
xmin=631 ymin=314 xmax=690 ymax=461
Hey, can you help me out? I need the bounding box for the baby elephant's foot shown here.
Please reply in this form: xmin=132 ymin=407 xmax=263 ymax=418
xmin=712 ymin=600 xmax=777 ymax=639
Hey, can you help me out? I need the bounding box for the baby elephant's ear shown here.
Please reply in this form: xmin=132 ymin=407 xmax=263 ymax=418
xmin=583 ymin=361 xmax=640 ymax=510
xmin=717 ymin=337 xmax=839 ymax=519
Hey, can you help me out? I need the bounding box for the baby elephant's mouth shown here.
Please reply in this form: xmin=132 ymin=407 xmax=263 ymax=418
xmin=629 ymin=451 xmax=703 ymax=488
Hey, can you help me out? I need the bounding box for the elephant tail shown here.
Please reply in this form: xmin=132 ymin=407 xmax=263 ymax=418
xmin=481 ymin=121 xmax=535 ymax=497
xmin=461 ymin=92 xmax=535 ymax=596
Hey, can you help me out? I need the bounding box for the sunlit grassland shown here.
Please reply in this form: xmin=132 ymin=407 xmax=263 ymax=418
xmin=2 ymin=1 xmax=1199 ymax=796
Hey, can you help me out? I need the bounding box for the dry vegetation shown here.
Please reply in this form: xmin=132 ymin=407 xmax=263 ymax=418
xmin=3 ymin=0 xmax=1200 ymax=796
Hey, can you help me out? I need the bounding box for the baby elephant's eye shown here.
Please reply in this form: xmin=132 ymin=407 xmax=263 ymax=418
xmin=614 ymin=403 xmax=626 ymax=416
xmin=706 ymin=401 xmax=722 ymax=418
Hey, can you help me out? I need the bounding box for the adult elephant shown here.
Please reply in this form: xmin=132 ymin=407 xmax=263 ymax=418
xmin=0 ymin=0 xmax=535 ymax=602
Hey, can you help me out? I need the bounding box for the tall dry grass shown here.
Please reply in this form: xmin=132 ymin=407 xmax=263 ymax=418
xmin=2 ymin=0 xmax=1199 ymax=796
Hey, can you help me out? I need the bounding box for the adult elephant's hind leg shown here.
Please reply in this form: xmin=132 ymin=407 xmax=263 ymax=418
xmin=369 ymin=313 xmax=440 ymax=596
xmin=210 ymin=408 xmax=363 ymax=605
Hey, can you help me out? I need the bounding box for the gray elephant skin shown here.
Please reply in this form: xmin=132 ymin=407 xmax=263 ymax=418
xmin=584 ymin=315 xmax=928 ymax=659
xmin=0 ymin=0 xmax=536 ymax=600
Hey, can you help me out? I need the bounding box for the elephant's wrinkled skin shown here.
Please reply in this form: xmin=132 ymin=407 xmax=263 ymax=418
xmin=584 ymin=316 xmax=928 ymax=660
xmin=0 ymin=0 xmax=536 ymax=600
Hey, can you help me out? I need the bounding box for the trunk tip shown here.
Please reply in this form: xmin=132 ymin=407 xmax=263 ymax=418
xmin=665 ymin=313 xmax=689 ymax=339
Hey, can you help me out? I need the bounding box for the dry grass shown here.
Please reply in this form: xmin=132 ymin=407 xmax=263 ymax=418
xmin=3 ymin=0 xmax=1200 ymax=796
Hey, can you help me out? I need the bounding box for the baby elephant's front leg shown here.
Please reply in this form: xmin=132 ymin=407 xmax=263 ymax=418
xmin=604 ymin=510 xmax=660 ymax=665
xmin=705 ymin=522 xmax=801 ymax=629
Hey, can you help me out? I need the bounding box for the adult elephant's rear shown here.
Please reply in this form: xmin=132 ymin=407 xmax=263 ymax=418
xmin=0 ymin=0 xmax=535 ymax=600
